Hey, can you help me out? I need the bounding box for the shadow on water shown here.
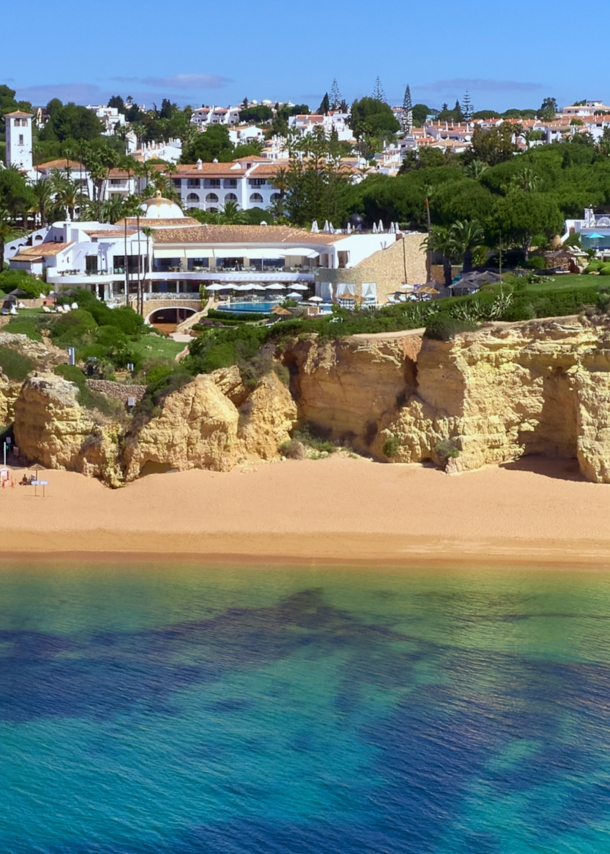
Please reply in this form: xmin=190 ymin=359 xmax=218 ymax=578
xmin=3 ymin=586 xmax=610 ymax=853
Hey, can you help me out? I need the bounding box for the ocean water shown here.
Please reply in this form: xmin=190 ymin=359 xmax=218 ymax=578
xmin=1 ymin=562 xmax=610 ymax=853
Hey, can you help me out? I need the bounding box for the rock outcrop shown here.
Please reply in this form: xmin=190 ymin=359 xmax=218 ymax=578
xmin=282 ymin=316 xmax=610 ymax=484
xmin=285 ymin=332 xmax=422 ymax=454
xmin=14 ymin=373 xmax=123 ymax=486
xmin=123 ymin=366 xmax=297 ymax=480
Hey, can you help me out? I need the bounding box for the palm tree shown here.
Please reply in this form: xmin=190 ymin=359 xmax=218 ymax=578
xmin=425 ymin=227 xmax=455 ymax=287
xmin=49 ymin=168 xmax=80 ymax=219
xmin=511 ymin=166 xmax=539 ymax=192
xmin=219 ymin=200 xmax=247 ymax=224
xmin=450 ymin=220 xmax=485 ymax=273
xmin=0 ymin=209 xmax=19 ymax=270
xmin=464 ymin=159 xmax=489 ymax=180
xmin=269 ymin=167 xmax=289 ymax=218
xmin=141 ymin=226 xmax=154 ymax=313
xmin=31 ymin=179 xmax=52 ymax=226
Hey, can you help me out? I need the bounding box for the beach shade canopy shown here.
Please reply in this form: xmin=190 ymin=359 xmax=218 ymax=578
xmin=419 ymin=286 xmax=440 ymax=295
xmin=249 ymin=283 xmax=266 ymax=290
xmin=289 ymin=283 xmax=309 ymax=291
xmin=266 ymin=283 xmax=286 ymax=290
xmin=588 ymin=232 xmax=604 ymax=239
xmin=271 ymin=305 xmax=292 ymax=316
xmin=287 ymin=292 xmax=303 ymax=298
xmin=308 ymin=295 xmax=323 ymax=302
xmin=206 ymin=284 xmax=225 ymax=291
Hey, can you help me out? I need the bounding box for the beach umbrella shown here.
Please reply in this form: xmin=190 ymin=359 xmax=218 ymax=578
xmin=287 ymin=292 xmax=302 ymax=299
xmin=308 ymin=296 xmax=323 ymax=302
xmin=289 ymin=283 xmax=308 ymax=291
xmin=206 ymin=284 xmax=224 ymax=291
xmin=266 ymin=283 xmax=286 ymax=290
xmin=249 ymin=283 xmax=266 ymax=290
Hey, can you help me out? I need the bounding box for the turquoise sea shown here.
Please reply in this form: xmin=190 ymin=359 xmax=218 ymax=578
xmin=2 ymin=561 xmax=610 ymax=853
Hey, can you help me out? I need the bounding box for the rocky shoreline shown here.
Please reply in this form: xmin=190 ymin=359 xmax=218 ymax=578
xmin=4 ymin=314 xmax=610 ymax=486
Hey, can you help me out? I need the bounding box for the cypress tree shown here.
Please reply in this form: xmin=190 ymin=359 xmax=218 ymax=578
xmin=372 ymin=77 xmax=387 ymax=103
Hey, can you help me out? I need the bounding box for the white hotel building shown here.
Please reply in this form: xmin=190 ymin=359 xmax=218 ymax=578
xmin=4 ymin=195 xmax=399 ymax=322
xmin=170 ymin=157 xmax=283 ymax=212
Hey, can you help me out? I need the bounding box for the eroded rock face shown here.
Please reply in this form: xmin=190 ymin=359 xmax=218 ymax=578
xmin=14 ymin=373 xmax=123 ymax=486
xmin=123 ymin=367 xmax=297 ymax=480
xmin=282 ymin=317 xmax=610 ymax=483
xmin=123 ymin=374 xmax=240 ymax=479
xmin=285 ymin=332 xmax=422 ymax=454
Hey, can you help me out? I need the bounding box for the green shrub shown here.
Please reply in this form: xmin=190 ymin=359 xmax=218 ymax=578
xmin=54 ymin=364 xmax=120 ymax=415
xmin=145 ymin=363 xmax=180 ymax=386
xmin=278 ymin=438 xmax=304 ymax=459
xmin=383 ymin=435 xmax=400 ymax=458
xmin=434 ymin=439 xmax=460 ymax=464
xmin=50 ymin=309 xmax=98 ymax=346
xmin=599 ymin=265 xmax=610 ymax=276
xmin=4 ymin=319 xmax=43 ymax=341
xmin=586 ymin=260 xmax=603 ymax=273
xmin=0 ymin=346 xmax=34 ymax=381
xmin=207 ymin=309 xmax=270 ymax=322
xmin=293 ymin=423 xmax=337 ymax=454
xmin=527 ymin=255 xmax=546 ymax=270
xmin=0 ymin=270 xmax=47 ymax=298
xmin=95 ymin=325 xmax=130 ymax=348
xmin=425 ymin=315 xmax=478 ymax=341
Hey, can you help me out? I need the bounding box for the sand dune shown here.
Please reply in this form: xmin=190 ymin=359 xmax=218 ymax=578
xmin=0 ymin=455 xmax=608 ymax=566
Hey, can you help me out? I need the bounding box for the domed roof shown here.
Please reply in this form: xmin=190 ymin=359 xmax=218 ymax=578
xmin=140 ymin=191 xmax=184 ymax=219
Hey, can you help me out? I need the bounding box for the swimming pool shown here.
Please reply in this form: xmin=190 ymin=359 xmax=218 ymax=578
xmin=217 ymin=302 xmax=278 ymax=313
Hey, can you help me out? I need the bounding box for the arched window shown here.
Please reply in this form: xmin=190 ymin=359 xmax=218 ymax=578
xmin=270 ymin=193 xmax=281 ymax=202
xmin=186 ymin=192 xmax=200 ymax=203
xmin=249 ymin=193 xmax=264 ymax=204
xmin=224 ymin=193 xmax=238 ymax=203
xmin=206 ymin=193 xmax=219 ymax=202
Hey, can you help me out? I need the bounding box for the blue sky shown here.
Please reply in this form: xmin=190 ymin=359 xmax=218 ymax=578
xmin=3 ymin=0 xmax=607 ymax=112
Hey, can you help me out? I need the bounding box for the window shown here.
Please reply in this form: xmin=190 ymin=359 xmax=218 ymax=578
xmin=270 ymin=193 xmax=281 ymax=202
xmin=249 ymin=193 xmax=264 ymax=204
xmin=186 ymin=192 xmax=200 ymax=206
xmin=173 ymin=179 xmax=181 ymax=188
xmin=18 ymin=135 xmax=24 ymax=145
xmin=110 ymin=179 xmax=122 ymax=186
xmin=206 ymin=193 xmax=219 ymax=202
xmin=249 ymin=178 xmax=266 ymax=186
xmin=224 ymin=193 xmax=238 ymax=203
xmin=187 ymin=178 xmax=200 ymax=188
xmin=224 ymin=178 xmax=237 ymax=188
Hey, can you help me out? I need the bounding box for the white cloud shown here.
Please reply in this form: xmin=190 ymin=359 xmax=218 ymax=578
xmin=140 ymin=74 xmax=231 ymax=90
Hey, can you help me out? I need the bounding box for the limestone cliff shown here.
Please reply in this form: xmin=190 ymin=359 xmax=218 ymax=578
xmin=123 ymin=366 xmax=297 ymax=480
xmin=0 ymin=333 xmax=66 ymax=427
xmin=14 ymin=373 xmax=123 ymax=486
xmin=285 ymin=332 xmax=422 ymax=454
xmin=285 ymin=317 xmax=610 ymax=483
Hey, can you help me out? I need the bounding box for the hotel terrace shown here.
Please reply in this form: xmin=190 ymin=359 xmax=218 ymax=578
xmin=4 ymin=194 xmax=401 ymax=325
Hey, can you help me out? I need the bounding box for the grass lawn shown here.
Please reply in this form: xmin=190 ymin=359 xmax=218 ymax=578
xmin=527 ymin=274 xmax=598 ymax=291
xmin=131 ymin=333 xmax=185 ymax=361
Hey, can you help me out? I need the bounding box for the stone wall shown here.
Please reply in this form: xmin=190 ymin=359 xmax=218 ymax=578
xmin=314 ymin=233 xmax=427 ymax=304
xmin=86 ymin=380 xmax=146 ymax=403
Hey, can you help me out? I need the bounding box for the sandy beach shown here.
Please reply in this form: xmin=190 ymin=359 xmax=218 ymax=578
xmin=0 ymin=454 xmax=607 ymax=565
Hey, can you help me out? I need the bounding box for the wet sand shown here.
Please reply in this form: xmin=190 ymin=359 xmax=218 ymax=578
xmin=0 ymin=455 xmax=609 ymax=566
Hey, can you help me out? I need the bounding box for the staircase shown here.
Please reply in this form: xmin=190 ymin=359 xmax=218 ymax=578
xmin=175 ymin=298 xmax=214 ymax=333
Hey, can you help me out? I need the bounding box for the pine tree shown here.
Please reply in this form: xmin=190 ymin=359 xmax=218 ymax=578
xmin=401 ymin=84 xmax=413 ymax=133
xmin=372 ymin=77 xmax=387 ymax=103
xmin=462 ymin=91 xmax=473 ymax=121
xmin=318 ymin=93 xmax=330 ymax=115
xmin=329 ymin=79 xmax=342 ymax=111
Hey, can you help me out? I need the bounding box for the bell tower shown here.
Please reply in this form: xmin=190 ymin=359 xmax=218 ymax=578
xmin=5 ymin=111 xmax=33 ymax=172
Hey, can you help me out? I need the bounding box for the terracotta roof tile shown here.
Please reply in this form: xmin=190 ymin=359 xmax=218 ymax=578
xmin=151 ymin=224 xmax=346 ymax=245
xmin=16 ymin=242 xmax=73 ymax=257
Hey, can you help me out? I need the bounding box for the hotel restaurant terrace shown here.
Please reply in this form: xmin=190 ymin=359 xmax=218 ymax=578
xmin=4 ymin=195 xmax=402 ymax=324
